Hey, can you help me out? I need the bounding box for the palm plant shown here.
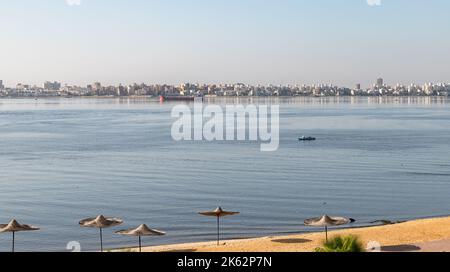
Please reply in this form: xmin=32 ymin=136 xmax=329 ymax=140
xmin=315 ymin=235 xmax=364 ymax=252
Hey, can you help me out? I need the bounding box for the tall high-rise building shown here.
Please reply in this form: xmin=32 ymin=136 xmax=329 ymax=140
xmin=0 ymin=80 xmax=4 ymax=90
xmin=376 ymin=78 xmax=384 ymax=88
xmin=44 ymin=81 xmax=61 ymax=90
xmin=93 ymin=82 xmax=102 ymax=91
xmin=355 ymin=83 xmax=361 ymax=90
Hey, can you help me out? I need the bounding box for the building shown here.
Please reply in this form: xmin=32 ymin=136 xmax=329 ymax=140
xmin=0 ymin=80 xmax=4 ymax=90
xmin=376 ymin=78 xmax=384 ymax=88
xmin=93 ymin=82 xmax=102 ymax=91
xmin=44 ymin=81 xmax=61 ymax=90
xmin=355 ymin=83 xmax=361 ymax=90
xmin=16 ymin=83 xmax=30 ymax=90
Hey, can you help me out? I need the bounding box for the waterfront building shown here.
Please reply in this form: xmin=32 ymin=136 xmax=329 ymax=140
xmin=377 ymin=78 xmax=384 ymax=88
xmin=43 ymin=81 xmax=61 ymax=90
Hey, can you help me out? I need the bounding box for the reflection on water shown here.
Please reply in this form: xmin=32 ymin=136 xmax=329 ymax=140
xmin=0 ymin=96 xmax=448 ymax=110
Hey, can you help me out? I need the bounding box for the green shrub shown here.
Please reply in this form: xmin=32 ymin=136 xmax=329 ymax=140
xmin=315 ymin=235 xmax=364 ymax=252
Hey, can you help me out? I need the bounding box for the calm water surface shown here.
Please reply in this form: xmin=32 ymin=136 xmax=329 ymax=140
xmin=0 ymin=97 xmax=449 ymax=252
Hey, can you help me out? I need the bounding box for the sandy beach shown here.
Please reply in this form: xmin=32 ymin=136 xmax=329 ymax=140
xmin=116 ymin=216 xmax=450 ymax=252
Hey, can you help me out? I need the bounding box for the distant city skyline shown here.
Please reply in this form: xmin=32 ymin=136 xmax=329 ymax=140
xmin=2 ymin=77 xmax=449 ymax=98
xmin=1 ymin=78 xmax=450 ymax=90
xmin=1 ymin=0 xmax=450 ymax=86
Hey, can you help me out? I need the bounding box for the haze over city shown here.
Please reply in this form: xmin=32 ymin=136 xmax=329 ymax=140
xmin=1 ymin=0 xmax=450 ymax=87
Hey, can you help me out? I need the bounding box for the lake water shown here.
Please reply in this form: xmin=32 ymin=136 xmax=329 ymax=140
xmin=0 ymin=96 xmax=449 ymax=252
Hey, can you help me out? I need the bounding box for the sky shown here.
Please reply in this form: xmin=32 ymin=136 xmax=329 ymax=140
xmin=0 ymin=0 xmax=449 ymax=87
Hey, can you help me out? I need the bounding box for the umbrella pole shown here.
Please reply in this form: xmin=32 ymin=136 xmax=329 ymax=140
xmin=217 ymin=216 xmax=220 ymax=246
xmin=12 ymin=231 xmax=15 ymax=253
xmin=325 ymin=226 xmax=328 ymax=243
xmin=139 ymin=236 xmax=142 ymax=253
xmin=100 ymin=228 xmax=103 ymax=252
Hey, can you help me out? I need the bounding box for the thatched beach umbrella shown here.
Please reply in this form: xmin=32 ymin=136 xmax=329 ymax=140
xmin=199 ymin=207 xmax=239 ymax=246
xmin=79 ymin=215 xmax=123 ymax=252
xmin=0 ymin=219 xmax=40 ymax=252
xmin=116 ymin=224 xmax=165 ymax=252
xmin=304 ymin=215 xmax=355 ymax=242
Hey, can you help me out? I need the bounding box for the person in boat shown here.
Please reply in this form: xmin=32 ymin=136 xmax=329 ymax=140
xmin=299 ymin=136 xmax=316 ymax=141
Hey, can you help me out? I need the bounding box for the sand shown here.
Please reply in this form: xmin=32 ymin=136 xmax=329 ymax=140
xmin=116 ymin=216 xmax=450 ymax=252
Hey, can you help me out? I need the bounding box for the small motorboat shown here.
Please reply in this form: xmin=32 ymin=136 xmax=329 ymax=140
xmin=299 ymin=136 xmax=316 ymax=141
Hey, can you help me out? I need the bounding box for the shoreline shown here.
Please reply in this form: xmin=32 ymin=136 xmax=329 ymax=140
xmin=0 ymin=95 xmax=448 ymax=99
xmin=115 ymin=215 xmax=450 ymax=252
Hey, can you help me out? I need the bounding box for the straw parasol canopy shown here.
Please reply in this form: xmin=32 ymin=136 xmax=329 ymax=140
xmin=116 ymin=224 xmax=165 ymax=252
xmin=199 ymin=207 xmax=239 ymax=246
xmin=304 ymin=215 xmax=355 ymax=242
xmin=0 ymin=219 xmax=40 ymax=252
xmin=79 ymin=215 xmax=123 ymax=252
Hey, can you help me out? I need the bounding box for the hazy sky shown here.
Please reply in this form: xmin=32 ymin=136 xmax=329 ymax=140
xmin=1 ymin=0 xmax=449 ymax=87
